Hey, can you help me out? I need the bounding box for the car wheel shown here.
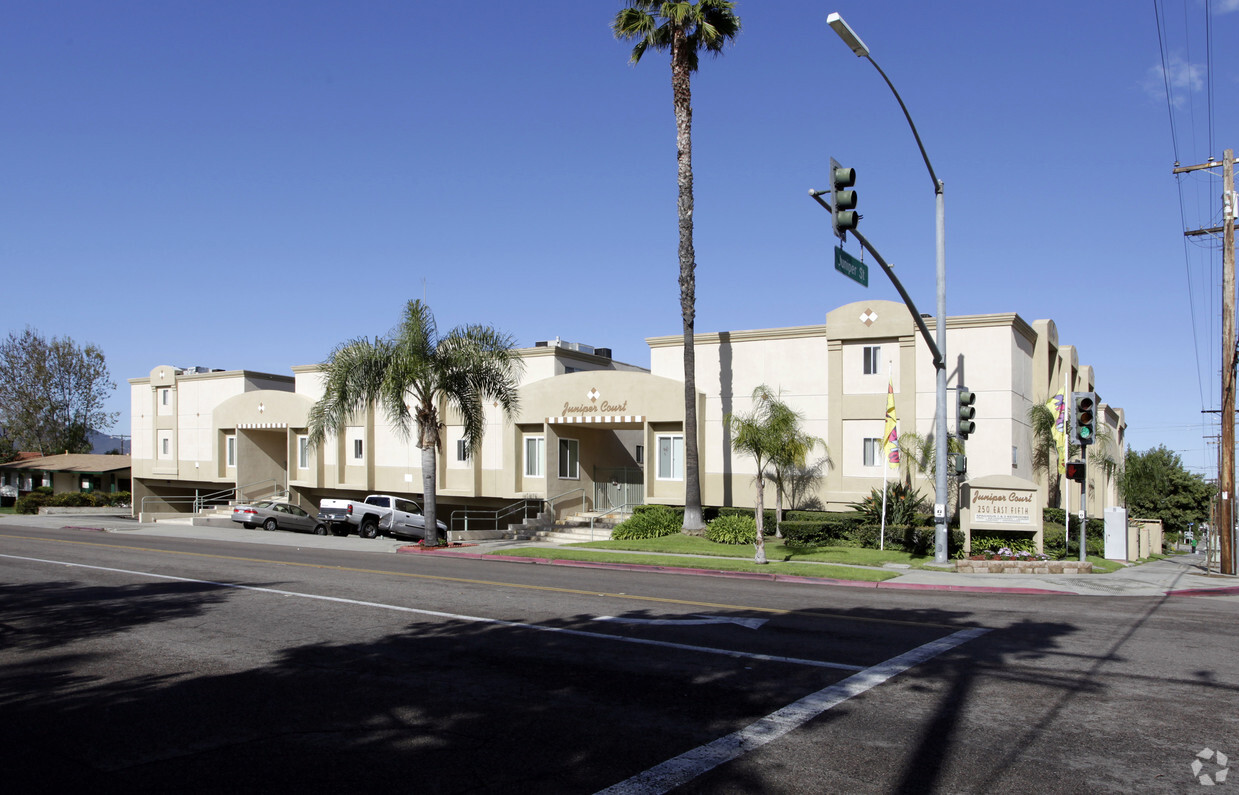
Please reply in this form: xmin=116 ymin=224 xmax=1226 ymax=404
xmin=360 ymin=518 xmax=378 ymax=539
xmin=313 ymin=524 xmax=327 ymax=536
xmin=263 ymin=518 xmax=278 ymax=532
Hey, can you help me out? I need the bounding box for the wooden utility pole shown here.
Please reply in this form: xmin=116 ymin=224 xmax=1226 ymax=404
xmin=1175 ymin=149 xmax=1236 ymax=575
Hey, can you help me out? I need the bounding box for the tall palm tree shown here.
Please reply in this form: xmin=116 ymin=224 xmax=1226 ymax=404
xmin=613 ymin=0 xmax=741 ymax=533
xmin=727 ymin=384 xmax=794 ymax=564
xmin=306 ymin=300 xmax=523 ymax=546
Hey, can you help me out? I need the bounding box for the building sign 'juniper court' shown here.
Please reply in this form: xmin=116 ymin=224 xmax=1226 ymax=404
xmin=971 ymin=489 xmax=1035 ymax=525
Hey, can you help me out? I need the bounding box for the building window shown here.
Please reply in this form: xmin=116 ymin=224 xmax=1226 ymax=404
xmin=559 ymin=438 xmax=580 ymax=479
xmin=1012 ymin=446 xmax=1019 ymax=469
xmin=160 ymin=388 xmax=170 ymax=406
xmin=226 ymin=434 xmax=236 ymax=468
xmin=352 ymin=439 xmax=363 ymax=461
xmin=636 ymin=445 xmax=644 ymax=465
xmin=863 ymin=345 xmax=881 ymax=375
xmin=657 ymin=434 xmax=684 ymax=481
xmin=525 ymin=436 xmax=545 ymax=478
xmin=298 ymin=436 xmax=309 ymax=470
xmin=457 ymin=439 xmax=470 ymax=462
xmin=862 ymin=437 xmax=882 ymax=467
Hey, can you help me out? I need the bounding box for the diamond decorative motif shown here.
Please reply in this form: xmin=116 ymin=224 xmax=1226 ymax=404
xmin=258 ymin=402 xmax=265 ymax=414
xmin=588 ymin=388 xmax=600 ymax=403
xmin=860 ymin=309 xmax=879 ymax=326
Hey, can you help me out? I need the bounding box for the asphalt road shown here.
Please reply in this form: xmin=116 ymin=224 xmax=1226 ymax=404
xmin=2 ymin=523 xmax=1235 ymax=793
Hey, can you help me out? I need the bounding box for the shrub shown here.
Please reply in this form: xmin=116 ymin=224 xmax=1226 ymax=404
xmin=50 ymin=492 xmax=92 ymax=508
xmin=781 ymin=513 xmax=865 ymax=547
xmin=611 ymin=505 xmax=682 ymax=540
xmin=705 ymin=513 xmax=757 ymax=545
xmin=108 ymin=491 xmax=132 ymax=507
xmin=850 ymin=482 xmax=930 ymax=526
xmin=970 ymin=532 xmax=1039 ymax=555
xmin=15 ymin=492 xmax=51 ymax=514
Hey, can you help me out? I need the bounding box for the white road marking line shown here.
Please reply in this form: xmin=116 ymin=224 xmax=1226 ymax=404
xmin=595 ymin=626 xmax=992 ymax=795
xmin=0 ymin=554 xmax=864 ymax=671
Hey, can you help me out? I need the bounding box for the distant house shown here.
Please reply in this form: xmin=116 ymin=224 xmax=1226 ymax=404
xmin=0 ymin=453 xmax=132 ymax=498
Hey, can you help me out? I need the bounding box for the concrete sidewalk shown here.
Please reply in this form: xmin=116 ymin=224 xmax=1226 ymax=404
xmin=3 ymin=513 xmax=1236 ymax=597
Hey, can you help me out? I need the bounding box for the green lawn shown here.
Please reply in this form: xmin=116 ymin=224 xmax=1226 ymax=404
xmin=486 ymin=545 xmax=899 ymax=582
xmin=576 ymin=534 xmax=933 ymax=567
xmin=487 ymin=534 xmax=1146 ymax=578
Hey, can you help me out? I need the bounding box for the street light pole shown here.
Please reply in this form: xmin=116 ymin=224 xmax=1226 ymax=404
xmin=827 ymin=12 xmax=951 ymax=562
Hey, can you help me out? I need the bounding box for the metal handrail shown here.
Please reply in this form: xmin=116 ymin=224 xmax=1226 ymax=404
xmin=589 ymin=502 xmax=637 ymax=530
xmin=138 ymin=478 xmax=287 ymax=517
xmin=449 ymin=499 xmax=541 ymax=534
xmin=546 ymin=488 xmax=588 ymax=517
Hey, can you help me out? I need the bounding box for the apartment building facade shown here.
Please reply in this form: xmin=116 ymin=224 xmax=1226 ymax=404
xmin=129 ymin=301 xmax=1124 ymax=525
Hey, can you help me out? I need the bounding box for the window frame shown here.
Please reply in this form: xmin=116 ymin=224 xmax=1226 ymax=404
xmin=297 ymin=435 xmax=309 ymax=470
xmin=656 ymin=434 xmax=684 ymax=481
xmin=863 ymin=345 xmax=881 ymax=376
xmin=558 ymin=438 xmax=580 ymax=480
xmin=524 ymin=435 xmax=545 ymax=478
xmin=226 ymin=434 xmax=236 ymax=468
xmin=862 ymin=436 xmax=882 ymax=468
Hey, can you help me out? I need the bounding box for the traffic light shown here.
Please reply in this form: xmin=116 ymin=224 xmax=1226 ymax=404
xmin=957 ymin=386 xmax=976 ymax=440
xmin=1065 ymin=461 xmax=1085 ymax=484
xmin=1072 ymin=391 xmax=1097 ymax=446
xmin=830 ymin=157 xmax=859 ymax=239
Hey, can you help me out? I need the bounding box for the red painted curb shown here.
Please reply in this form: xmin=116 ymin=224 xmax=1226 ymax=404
xmin=1165 ymin=586 xmax=1239 ymax=597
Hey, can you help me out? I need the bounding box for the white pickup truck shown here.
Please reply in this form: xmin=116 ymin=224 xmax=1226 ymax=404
xmin=317 ymin=494 xmax=447 ymax=541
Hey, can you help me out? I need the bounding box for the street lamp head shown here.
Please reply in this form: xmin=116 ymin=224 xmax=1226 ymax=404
xmin=827 ymin=12 xmax=869 ymax=57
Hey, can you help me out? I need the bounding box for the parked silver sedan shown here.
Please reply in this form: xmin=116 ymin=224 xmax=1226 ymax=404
xmin=231 ymin=501 xmax=327 ymax=535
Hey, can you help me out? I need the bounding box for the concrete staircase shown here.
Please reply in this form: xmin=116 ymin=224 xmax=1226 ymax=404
xmin=504 ymin=511 xmax=626 ymax=544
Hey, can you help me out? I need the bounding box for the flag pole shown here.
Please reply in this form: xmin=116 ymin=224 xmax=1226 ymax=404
xmin=880 ymin=363 xmax=893 ymax=551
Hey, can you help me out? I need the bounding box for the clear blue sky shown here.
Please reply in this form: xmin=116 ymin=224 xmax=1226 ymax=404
xmin=1 ymin=1 xmax=1229 ymax=477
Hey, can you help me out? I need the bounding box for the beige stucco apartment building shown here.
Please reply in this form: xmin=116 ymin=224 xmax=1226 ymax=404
xmin=129 ymin=300 xmax=1124 ymax=527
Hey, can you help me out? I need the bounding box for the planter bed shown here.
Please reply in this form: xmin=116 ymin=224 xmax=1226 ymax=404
xmin=956 ymin=559 xmax=1093 ymax=575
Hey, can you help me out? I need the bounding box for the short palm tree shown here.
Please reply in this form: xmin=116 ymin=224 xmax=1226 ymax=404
xmin=727 ymin=385 xmax=798 ymax=564
xmin=613 ymin=1 xmax=741 ymax=534
xmin=765 ymin=403 xmax=824 ymax=537
xmin=307 ymin=300 xmax=523 ymax=546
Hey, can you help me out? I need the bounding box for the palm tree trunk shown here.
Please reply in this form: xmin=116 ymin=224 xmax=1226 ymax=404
xmin=754 ymin=471 xmax=767 ymax=564
xmin=672 ymin=25 xmax=704 ymax=534
xmin=420 ymin=442 xmax=440 ymax=546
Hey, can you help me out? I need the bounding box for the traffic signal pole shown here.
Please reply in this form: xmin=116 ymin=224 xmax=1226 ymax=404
xmin=1175 ymin=149 xmax=1236 ymax=575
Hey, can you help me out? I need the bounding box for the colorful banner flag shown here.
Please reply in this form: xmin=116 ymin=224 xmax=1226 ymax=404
xmin=883 ymin=379 xmax=900 ymax=469
xmin=1046 ymin=391 xmax=1066 ymax=475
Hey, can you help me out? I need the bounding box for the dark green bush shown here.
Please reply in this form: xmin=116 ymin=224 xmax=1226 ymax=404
xmin=15 ymin=492 xmax=50 ymax=514
xmin=612 ymin=505 xmax=682 ymax=540
xmin=705 ymin=513 xmax=757 ymax=545
xmin=50 ymin=492 xmax=92 ymax=507
xmin=970 ymin=532 xmax=1039 ymax=555
xmin=715 ymin=506 xmax=777 ymax=528
xmin=108 ymin=491 xmax=132 ymax=507
xmin=780 ymin=512 xmax=866 ymax=547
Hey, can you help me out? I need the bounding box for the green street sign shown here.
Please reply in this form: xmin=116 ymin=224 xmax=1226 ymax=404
xmin=834 ymin=246 xmax=868 ymax=287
